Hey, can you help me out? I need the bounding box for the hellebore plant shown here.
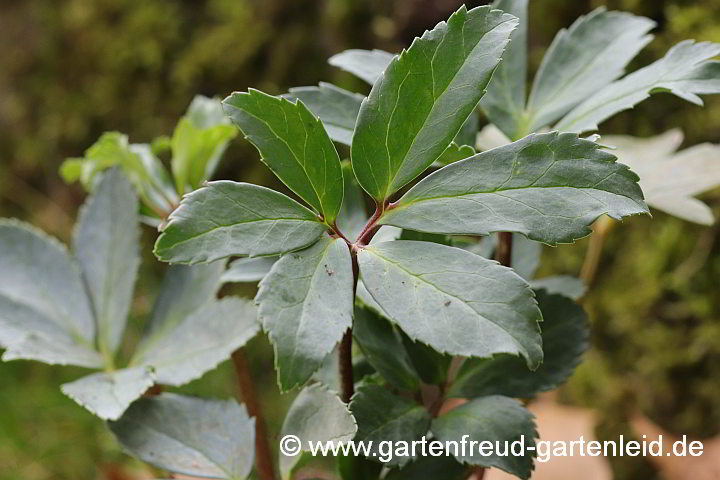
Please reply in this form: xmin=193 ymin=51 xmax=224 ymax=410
xmin=1 ymin=2 xmax=720 ymax=480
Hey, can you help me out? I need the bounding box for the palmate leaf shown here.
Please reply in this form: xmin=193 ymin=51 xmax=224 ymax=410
xmin=279 ymin=384 xmax=357 ymax=478
xmin=556 ymin=40 xmax=720 ymax=133
xmin=257 ymin=237 xmax=353 ymax=391
xmin=73 ymin=168 xmax=140 ymax=355
xmin=357 ymin=241 xmax=542 ymax=367
xmin=350 ymin=385 xmax=431 ymax=467
xmin=603 ymin=129 xmax=720 ymax=225
xmin=110 ymin=393 xmax=255 ymax=480
xmin=154 ymin=181 xmax=327 ymax=263
xmin=380 ymin=132 xmax=648 ymax=245
xmin=223 ymin=89 xmax=344 ymax=223
xmin=449 ymin=290 xmax=589 ymax=399
xmin=525 ymin=7 xmax=655 ymax=133
xmin=480 ymin=0 xmax=528 ymax=140
xmin=328 ymin=49 xmax=395 ymax=85
xmin=431 ymin=395 xmax=537 ymax=479
xmin=284 ymin=83 xmax=365 ymax=146
xmin=351 ymin=5 xmax=518 ymax=201
xmin=170 ymin=95 xmax=237 ymax=194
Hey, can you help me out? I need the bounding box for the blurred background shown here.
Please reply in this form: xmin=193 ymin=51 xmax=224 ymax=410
xmin=1 ymin=0 xmax=719 ymax=479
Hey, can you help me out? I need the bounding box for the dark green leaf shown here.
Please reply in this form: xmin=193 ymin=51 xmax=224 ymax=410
xmin=384 ymin=455 xmax=468 ymax=480
xmin=338 ymin=454 xmax=383 ymax=480
xmin=257 ymin=237 xmax=353 ymax=391
xmin=449 ymin=290 xmax=589 ymax=398
xmin=351 ymin=6 xmax=518 ymax=201
xmin=154 ymin=181 xmax=327 ymax=263
xmin=350 ymin=385 xmax=431 ymax=466
xmin=380 ymin=132 xmax=648 ymax=245
xmin=223 ymin=89 xmax=344 ymax=222
xmin=353 ymin=306 xmax=420 ymax=390
xmin=431 ymin=396 xmax=537 ymax=479
xmin=357 ymin=241 xmax=542 ymax=368
xmin=400 ymin=332 xmax=452 ymax=386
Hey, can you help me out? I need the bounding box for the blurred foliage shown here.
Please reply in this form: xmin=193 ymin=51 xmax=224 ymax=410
xmin=0 ymin=0 xmax=719 ymax=479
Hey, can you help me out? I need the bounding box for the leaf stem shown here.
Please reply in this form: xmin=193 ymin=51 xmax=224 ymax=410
xmin=231 ymin=348 xmax=276 ymax=480
xmin=580 ymin=216 xmax=614 ymax=287
xmin=355 ymin=201 xmax=387 ymax=246
xmin=495 ymin=231 xmax=513 ymax=267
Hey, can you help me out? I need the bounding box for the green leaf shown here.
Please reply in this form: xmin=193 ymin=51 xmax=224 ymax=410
xmin=380 ymin=132 xmax=648 ymax=245
xmin=449 ymin=290 xmax=589 ymax=399
xmin=530 ymin=275 xmax=587 ymax=300
xmin=357 ymin=241 xmax=542 ymax=368
xmin=431 ymin=395 xmax=537 ymax=479
xmin=328 ymin=49 xmax=395 ymax=85
xmin=60 ymin=367 xmax=155 ymax=421
xmin=110 ymin=393 xmax=255 ymax=480
xmin=454 ymin=112 xmax=479 ymax=148
xmin=285 ymin=83 xmax=365 ymax=146
xmin=337 ymin=161 xmax=369 ymax=240
xmin=154 ymin=181 xmax=327 ymax=263
xmin=480 ymin=0 xmax=529 ymax=140
xmin=73 ymin=168 xmax=139 ymax=355
xmin=400 ymin=332 xmax=452 ymax=386
xmin=433 ymin=143 xmax=475 ymax=167
xmin=222 ymin=257 xmax=278 ymax=283
xmin=170 ymin=95 xmax=237 ymax=193
xmin=279 ymin=384 xmax=357 ymax=478
xmin=350 ymin=385 xmax=431 ymax=467
xmin=603 ymin=129 xmax=720 ymax=225
xmin=223 ymin=89 xmax=344 ymax=222
xmin=353 ymin=306 xmax=420 ymax=390
xmin=384 ymin=456 xmax=468 ymax=480
xmin=351 ymin=6 xmax=518 ymax=201
xmin=132 ymin=298 xmax=259 ymax=386
xmin=556 ymin=40 xmax=720 ymax=133
xmin=61 ymin=132 xmax=177 ymax=215
xmin=526 ymin=8 xmax=655 ymax=133
xmin=0 ymin=220 xmax=101 ymax=367
xmin=338 ymin=454 xmax=383 ymax=480
xmin=257 ymin=237 xmax=353 ymax=391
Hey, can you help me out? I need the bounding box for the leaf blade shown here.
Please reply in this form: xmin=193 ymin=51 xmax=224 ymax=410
xmin=351 ymin=6 xmax=518 ymax=200
xmin=380 ymin=132 xmax=648 ymax=245
xmin=357 ymin=241 xmax=542 ymax=368
xmin=154 ymin=181 xmax=327 ymax=264
xmin=328 ymin=49 xmax=395 ymax=85
xmin=223 ymin=89 xmax=344 ymax=222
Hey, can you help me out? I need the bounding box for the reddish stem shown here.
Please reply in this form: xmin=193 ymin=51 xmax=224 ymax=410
xmin=495 ymin=231 xmax=513 ymax=267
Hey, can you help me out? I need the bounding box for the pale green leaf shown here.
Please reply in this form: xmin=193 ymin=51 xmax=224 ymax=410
xmin=449 ymin=290 xmax=589 ymax=399
xmin=556 ymin=41 xmax=720 ymax=133
xmin=110 ymin=393 xmax=255 ymax=480
xmin=132 ymin=298 xmax=259 ymax=386
xmin=350 ymin=385 xmax=431 ymax=467
xmin=480 ymin=0 xmax=529 ymax=140
xmin=0 ymin=220 xmax=101 ymax=367
xmin=284 ymin=83 xmax=365 ymax=146
xmin=357 ymin=241 xmax=542 ymax=368
xmin=257 ymin=237 xmax=353 ymax=391
xmin=433 ymin=143 xmax=475 ymax=167
xmin=171 ymin=95 xmax=237 ymax=193
xmin=223 ymin=89 xmax=344 ymax=222
xmin=222 ymin=257 xmax=278 ymax=283
xmin=353 ymin=306 xmax=420 ymax=390
xmin=61 ymin=367 xmax=155 ymax=421
xmin=526 ymin=8 xmax=655 ymax=132
xmin=351 ymin=6 xmax=518 ymax=201
xmin=328 ymin=49 xmax=395 ymax=85
xmin=530 ymin=275 xmax=587 ymax=300
xmin=431 ymin=395 xmax=537 ymax=479
xmin=154 ymin=181 xmax=327 ymax=263
xmin=73 ymin=168 xmax=139 ymax=354
xmin=279 ymin=384 xmax=357 ymax=478
xmin=603 ymin=129 xmax=720 ymax=225
xmin=380 ymin=132 xmax=648 ymax=245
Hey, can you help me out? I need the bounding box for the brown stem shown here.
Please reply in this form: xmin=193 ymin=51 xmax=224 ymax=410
xmin=472 ymin=466 xmax=487 ymax=479
xmin=231 ymin=349 xmax=276 ymax=480
xmin=339 ymin=330 xmax=354 ymax=403
xmin=580 ymin=216 xmax=614 ymax=287
xmin=495 ymin=232 xmax=513 ymax=267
